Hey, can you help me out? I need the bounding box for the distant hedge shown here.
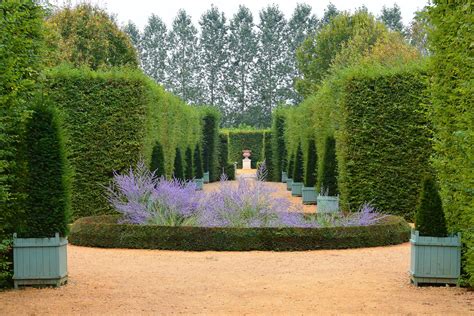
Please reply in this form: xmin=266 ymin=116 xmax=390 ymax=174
xmin=334 ymin=64 xmax=431 ymax=217
xmin=427 ymin=1 xmax=473 ymax=287
xmin=226 ymin=129 xmax=267 ymax=169
xmin=69 ymin=215 xmax=411 ymax=251
xmin=45 ymin=67 xmax=201 ymax=219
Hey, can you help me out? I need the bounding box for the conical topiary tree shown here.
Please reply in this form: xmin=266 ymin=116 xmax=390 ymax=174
xmin=415 ymin=175 xmax=447 ymax=237
xmin=173 ymin=148 xmax=184 ymax=181
xmin=150 ymin=142 xmax=165 ymax=177
xmin=24 ymin=105 xmax=70 ymax=238
xmin=293 ymin=143 xmax=304 ymax=183
xmin=319 ymin=135 xmax=338 ymax=196
xmin=304 ymin=138 xmax=317 ymax=187
xmin=193 ymin=145 xmax=204 ymax=179
xmin=287 ymin=152 xmax=295 ymax=179
xmin=184 ymin=147 xmax=194 ymax=180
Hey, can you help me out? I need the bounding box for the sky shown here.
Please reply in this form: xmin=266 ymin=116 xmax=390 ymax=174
xmin=53 ymin=0 xmax=429 ymax=30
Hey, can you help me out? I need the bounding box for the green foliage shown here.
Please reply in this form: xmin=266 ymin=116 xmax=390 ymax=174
xmin=304 ymin=138 xmax=317 ymax=187
xmin=70 ymin=214 xmax=411 ymax=251
xmin=427 ymin=1 xmax=474 ymax=287
xmin=184 ymin=147 xmax=194 ymax=180
xmin=193 ymin=145 xmax=204 ymax=179
xmin=46 ymin=3 xmax=138 ymax=69
xmin=415 ymin=175 xmax=447 ymax=237
xmin=334 ymin=64 xmax=430 ymax=216
xmin=173 ymin=148 xmax=184 ymax=180
xmin=0 ymin=0 xmax=46 ymax=235
xmin=150 ymin=142 xmax=165 ymax=177
xmin=23 ymin=105 xmax=70 ymax=237
xmin=225 ymin=129 xmax=267 ymax=169
xmin=320 ymin=136 xmax=338 ymax=196
xmin=271 ymin=108 xmax=288 ymax=181
xmin=378 ymin=4 xmax=405 ymax=33
xmin=295 ymin=9 xmax=388 ymax=97
xmin=287 ymin=153 xmax=295 ymax=179
xmin=217 ymin=133 xmax=235 ymax=180
xmin=45 ymin=67 xmax=201 ymax=219
xmin=0 ymin=236 xmax=13 ymax=289
xmin=263 ymin=131 xmax=273 ymax=181
xmin=201 ymin=107 xmax=220 ymax=182
xmin=293 ymin=143 xmax=304 ymax=182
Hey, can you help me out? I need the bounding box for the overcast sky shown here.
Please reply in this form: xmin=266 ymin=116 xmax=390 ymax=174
xmin=53 ymin=0 xmax=429 ymax=30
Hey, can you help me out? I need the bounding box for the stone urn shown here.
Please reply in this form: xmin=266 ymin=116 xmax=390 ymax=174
xmin=242 ymin=150 xmax=252 ymax=170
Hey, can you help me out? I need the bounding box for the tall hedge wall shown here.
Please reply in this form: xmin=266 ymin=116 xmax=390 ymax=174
xmin=45 ymin=67 xmax=201 ymax=219
xmin=334 ymin=64 xmax=431 ymax=218
xmin=427 ymin=1 xmax=473 ymax=287
xmin=226 ymin=129 xmax=267 ymax=169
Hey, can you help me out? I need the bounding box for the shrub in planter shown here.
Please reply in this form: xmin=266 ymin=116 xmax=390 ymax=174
xmin=150 ymin=142 xmax=165 ymax=177
xmin=201 ymin=107 xmax=220 ymax=182
xmin=271 ymin=107 xmax=288 ymax=181
xmin=410 ymin=175 xmax=461 ymax=286
xmin=317 ymin=136 xmax=339 ymax=213
xmin=193 ymin=145 xmax=204 ymax=190
xmin=263 ymin=131 xmax=274 ymax=181
xmin=286 ymin=153 xmax=295 ymax=191
xmin=303 ymin=138 xmax=318 ymax=204
xmin=292 ymin=143 xmax=304 ymax=196
xmin=184 ymin=147 xmax=194 ymax=180
xmin=14 ymin=105 xmax=70 ymax=288
xmin=173 ymin=148 xmax=184 ymax=181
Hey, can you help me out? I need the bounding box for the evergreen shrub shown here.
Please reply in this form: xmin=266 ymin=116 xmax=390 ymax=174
xmin=150 ymin=142 xmax=165 ymax=177
xmin=218 ymin=133 xmax=235 ymax=180
xmin=201 ymin=107 xmax=220 ymax=182
xmin=271 ymin=108 xmax=288 ymax=181
xmin=304 ymin=138 xmax=317 ymax=187
xmin=415 ymin=175 xmax=447 ymax=237
xmin=184 ymin=147 xmax=193 ymax=180
xmin=320 ymin=136 xmax=338 ymax=196
xmin=263 ymin=131 xmax=273 ymax=181
xmin=23 ymin=105 xmax=70 ymax=238
xmin=173 ymin=148 xmax=184 ymax=181
xmin=193 ymin=145 xmax=204 ymax=179
xmin=293 ymin=143 xmax=304 ymax=183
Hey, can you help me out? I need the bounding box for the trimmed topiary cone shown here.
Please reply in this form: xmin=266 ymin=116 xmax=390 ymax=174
xmin=293 ymin=143 xmax=304 ymax=183
xmin=185 ymin=147 xmax=194 ymax=180
xmin=173 ymin=148 xmax=184 ymax=181
xmin=320 ymin=135 xmax=338 ymax=196
xmin=304 ymin=138 xmax=317 ymax=187
xmin=415 ymin=175 xmax=447 ymax=237
xmin=193 ymin=145 xmax=204 ymax=179
xmin=150 ymin=142 xmax=165 ymax=177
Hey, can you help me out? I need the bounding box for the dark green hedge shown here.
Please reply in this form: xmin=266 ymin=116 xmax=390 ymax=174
xmin=293 ymin=143 xmax=304 ymax=182
xmin=218 ymin=133 xmax=235 ymax=180
xmin=201 ymin=107 xmax=220 ymax=182
xmin=335 ymin=65 xmax=431 ymax=218
xmin=263 ymin=131 xmax=274 ymax=181
xmin=226 ymin=129 xmax=267 ymax=169
xmin=70 ymin=215 xmax=411 ymax=251
xmin=427 ymin=1 xmax=473 ymax=287
xmin=271 ymin=108 xmax=288 ymax=181
xmin=45 ymin=67 xmax=201 ymax=219
xmin=23 ymin=105 xmax=70 ymax=238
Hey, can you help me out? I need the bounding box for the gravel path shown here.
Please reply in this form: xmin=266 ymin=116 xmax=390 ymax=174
xmin=1 ymin=173 xmax=472 ymax=315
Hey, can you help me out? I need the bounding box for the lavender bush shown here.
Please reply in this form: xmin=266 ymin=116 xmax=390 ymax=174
xmin=107 ymin=162 xmax=386 ymax=228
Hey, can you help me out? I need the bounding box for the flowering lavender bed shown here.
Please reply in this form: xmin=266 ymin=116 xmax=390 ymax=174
xmin=107 ymin=162 xmax=386 ymax=229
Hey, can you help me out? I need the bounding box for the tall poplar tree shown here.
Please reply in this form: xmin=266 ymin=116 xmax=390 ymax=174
xmin=254 ymin=5 xmax=291 ymax=127
xmin=141 ymin=14 xmax=168 ymax=85
xmin=198 ymin=6 xmax=228 ymax=111
xmin=379 ymin=4 xmax=404 ymax=33
xmin=226 ymin=5 xmax=257 ymax=127
xmin=166 ymin=9 xmax=200 ymax=103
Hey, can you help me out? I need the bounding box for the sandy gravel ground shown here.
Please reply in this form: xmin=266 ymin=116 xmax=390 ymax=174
xmin=1 ymin=172 xmax=472 ymax=315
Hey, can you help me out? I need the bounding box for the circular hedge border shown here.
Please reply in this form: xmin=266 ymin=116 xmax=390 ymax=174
xmin=69 ymin=215 xmax=411 ymax=251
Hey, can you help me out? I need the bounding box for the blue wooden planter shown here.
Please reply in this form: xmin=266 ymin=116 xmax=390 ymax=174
xmin=317 ymin=196 xmax=339 ymax=214
xmin=286 ymin=178 xmax=293 ymax=191
xmin=410 ymin=230 xmax=461 ymax=286
xmin=302 ymin=187 xmax=317 ymax=204
xmin=281 ymin=171 xmax=288 ymax=183
xmin=13 ymin=233 xmax=68 ymax=288
xmin=203 ymin=172 xmax=210 ymax=183
xmin=291 ymin=182 xmax=303 ymax=196
xmin=194 ymin=178 xmax=204 ymax=190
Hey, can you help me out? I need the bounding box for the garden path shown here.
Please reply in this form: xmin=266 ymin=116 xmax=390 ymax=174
xmin=0 ymin=175 xmax=472 ymax=315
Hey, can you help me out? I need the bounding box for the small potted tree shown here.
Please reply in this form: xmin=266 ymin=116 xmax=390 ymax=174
xmin=302 ymin=138 xmax=317 ymax=204
xmin=13 ymin=105 xmax=70 ymax=288
xmin=317 ymin=136 xmax=339 ymax=213
xmin=286 ymin=153 xmax=295 ymax=191
xmin=193 ymin=145 xmax=204 ymax=190
xmin=410 ymin=175 xmax=461 ymax=286
xmin=291 ymin=143 xmax=304 ymax=197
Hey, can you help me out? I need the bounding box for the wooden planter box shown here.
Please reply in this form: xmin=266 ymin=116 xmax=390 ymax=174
xmin=194 ymin=178 xmax=204 ymax=190
xmin=291 ymin=182 xmax=303 ymax=196
xmin=317 ymin=196 xmax=339 ymax=214
xmin=410 ymin=230 xmax=461 ymax=286
xmin=203 ymin=172 xmax=210 ymax=183
xmin=13 ymin=233 xmax=68 ymax=288
xmin=286 ymin=178 xmax=293 ymax=191
xmin=281 ymin=171 xmax=288 ymax=183
xmin=302 ymin=187 xmax=317 ymax=204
